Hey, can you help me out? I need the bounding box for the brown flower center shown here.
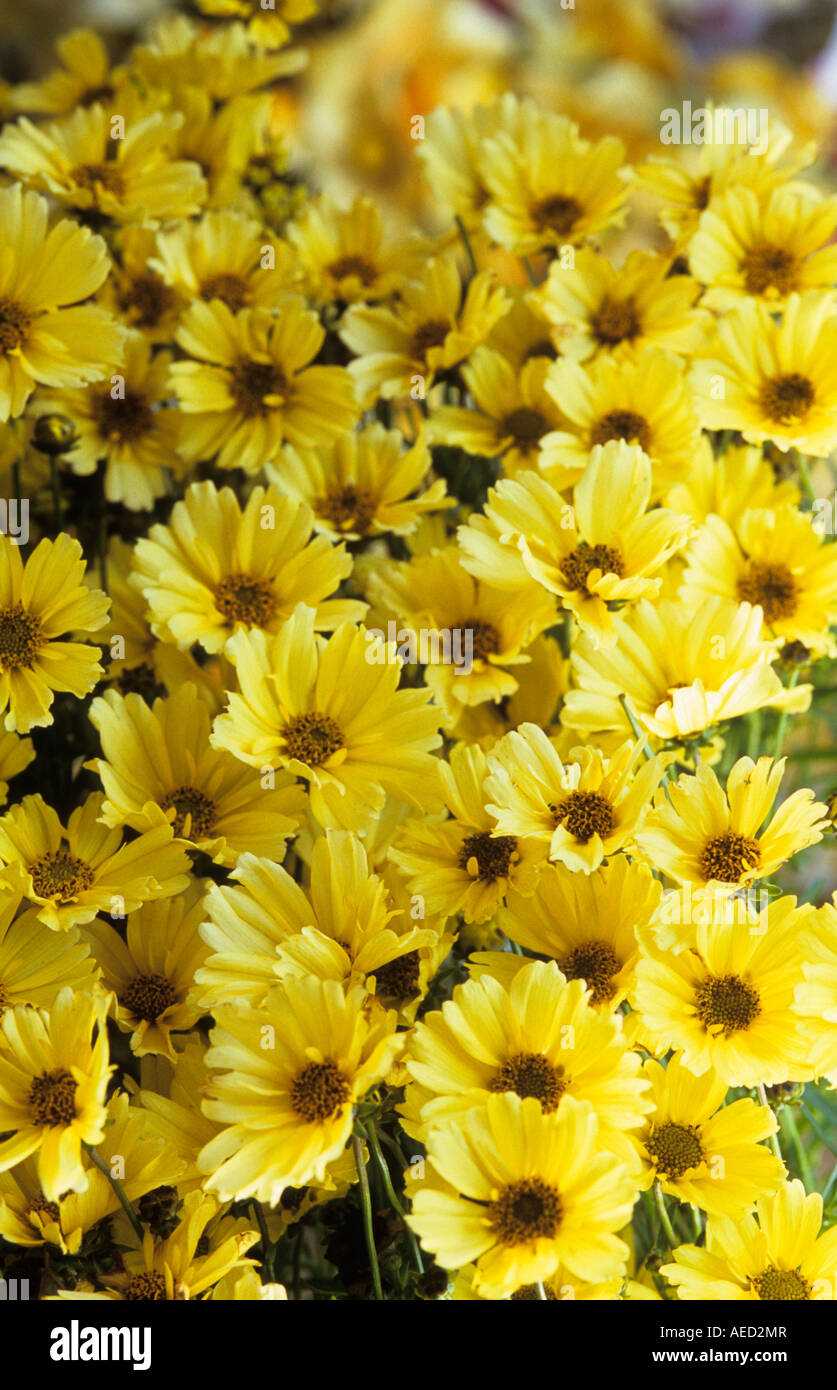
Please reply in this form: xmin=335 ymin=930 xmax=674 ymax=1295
xmin=214 ymin=573 xmax=278 ymax=628
xmin=200 ymin=273 xmax=250 ymax=311
xmin=118 ymin=273 xmax=177 ymax=329
xmin=458 ymin=831 xmax=518 ymax=882
xmin=740 ymin=245 xmax=798 ymax=298
xmin=283 ymin=712 xmax=345 ymax=767
xmin=532 ymin=194 xmax=583 ymax=237
xmin=29 ymin=851 xmax=95 ymax=902
xmin=229 ymin=358 xmax=288 ymax=418
xmin=71 ymin=162 xmax=126 ymax=199
xmin=0 ymin=298 xmax=33 ymax=351
xmin=327 ymin=255 xmax=378 ymax=287
xmin=512 ymin=1283 xmax=558 ymax=1299
xmin=560 ymin=542 xmax=624 ymax=595
xmin=558 ymin=939 xmax=621 ymax=1006
xmin=699 ymin=830 xmax=761 ymax=883
xmin=590 ymin=410 xmax=652 ymax=452
xmin=489 ymin=1177 xmax=563 ymax=1244
xmin=591 ymin=296 xmax=641 ymax=346
xmin=458 ymin=618 xmax=501 ymax=663
xmin=488 ymin=1053 xmax=567 ymax=1113
xmin=759 ymin=373 xmax=815 ymax=425
xmin=0 ymin=604 xmax=44 ymax=670
xmin=410 ymin=319 xmax=450 ymax=360
xmin=27 ymin=1194 xmax=61 ymax=1224
xmin=28 ymin=1069 xmax=78 ymax=1127
xmin=125 ymin=1272 xmax=168 ymax=1300
xmin=373 ymin=950 xmax=421 ymax=1003
xmin=751 ymin=1267 xmax=811 ymax=1301
xmin=122 ymin=973 xmax=179 ymax=1022
xmin=553 ymin=790 xmax=614 ymax=844
xmin=317 ymin=485 xmax=378 ymax=535
xmin=501 ymin=408 xmax=549 ymax=448
xmin=289 ymin=1059 xmax=350 ymax=1123
xmin=645 ymin=1121 xmax=704 ymax=1179
xmin=159 ymin=784 xmax=217 ymax=839
xmin=695 ymin=973 xmax=761 ymax=1035
xmin=737 ymin=561 xmax=799 ymax=624
xmin=92 ymin=390 xmax=154 ymax=443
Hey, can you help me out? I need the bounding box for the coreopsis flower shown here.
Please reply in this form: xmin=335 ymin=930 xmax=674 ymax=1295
xmin=458 ymin=442 xmax=693 ymax=645
xmin=0 ymin=728 xmax=33 ymax=804
xmin=427 ymin=349 xmax=567 ymax=476
xmin=403 ymin=960 xmax=651 ymax=1168
xmin=542 ymin=347 xmax=701 ymax=493
xmin=0 ymin=184 xmax=125 ymax=420
xmin=133 ymin=1034 xmax=222 ymax=1190
xmin=408 ymin=1093 xmax=638 ymax=1297
xmin=286 ymin=194 xmax=429 ymax=305
xmin=88 ymin=684 xmax=305 ymax=865
xmin=637 ymin=1052 xmax=785 ymax=1218
xmin=35 ymin=330 xmax=183 ymax=511
xmin=340 ymin=256 xmax=508 ymax=405
xmin=170 ymin=299 xmax=358 ymax=472
xmin=0 ymin=791 xmax=192 ymax=931
xmin=688 ymin=184 xmax=837 ymax=310
xmin=0 ymin=106 xmax=207 ymax=224
xmin=0 ymin=532 xmax=110 ymax=733
xmin=661 ymin=1181 xmax=837 ymax=1300
xmin=634 ymin=897 xmax=814 ymax=1087
xmin=692 ymin=292 xmax=837 ymax=456
xmin=388 ymin=741 xmax=546 ymax=925
xmin=418 ymin=96 xmax=528 ymax=232
xmin=131 ymin=14 xmax=304 ymax=102
xmin=495 ymin=856 xmax=662 ymax=1010
xmin=199 ymin=977 xmax=403 ymax=1204
xmin=0 ymin=889 xmax=99 ymax=1015
xmin=536 ymin=248 xmax=707 ymax=362
xmin=561 ymin=595 xmax=811 ymax=744
xmin=131 ymin=480 xmax=364 ymax=653
xmin=484 ymin=724 xmax=667 ymax=873
xmin=793 ymin=899 xmax=837 ymax=1084
xmin=150 ymin=209 xmax=297 ymax=313
xmin=211 ymin=603 xmax=442 ymax=833
xmin=635 ymin=756 xmax=827 ymax=898
xmin=0 ymin=988 xmax=113 ymax=1201
xmin=193 ymin=0 xmax=315 ymax=48
xmin=9 ymin=29 xmax=120 ymax=116
xmin=475 ymin=104 xmax=630 ymax=255
xmin=681 ymin=505 xmax=837 ymax=651
xmin=664 ymin=438 xmax=800 ymax=525
xmin=266 ymin=424 xmax=452 ymax=541
xmin=84 ymin=883 xmax=210 ymax=1061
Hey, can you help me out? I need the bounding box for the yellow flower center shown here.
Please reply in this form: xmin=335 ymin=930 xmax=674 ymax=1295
xmin=229 ymin=358 xmax=288 ymax=418
xmin=28 ymin=1069 xmax=78 ymax=1127
xmin=283 ymin=712 xmax=345 ymax=767
xmin=29 ymin=850 xmax=95 ymax=902
xmin=591 ymin=296 xmax=640 ymax=346
xmin=759 ymin=372 xmax=815 ymax=424
xmin=695 ymin=973 xmax=761 ymax=1035
xmin=0 ymin=604 xmax=44 ymax=671
xmin=374 ymin=951 xmax=422 ymax=1003
xmin=488 ymin=1053 xmax=567 ymax=1113
xmin=125 ymin=1272 xmax=168 ymax=1300
xmin=699 ymin=830 xmax=761 ymax=883
xmin=751 ymin=1267 xmax=811 ymax=1301
xmin=560 ymin=542 xmax=625 ymax=595
xmin=327 ymin=255 xmax=378 ymax=287
xmin=92 ymin=389 xmax=154 ymax=443
xmin=317 ymin=484 xmax=378 ymax=535
xmin=200 ymin=272 xmax=250 ymax=311
xmin=736 ymin=561 xmax=799 ymax=624
xmin=553 ymin=790 xmax=615 ymax=844
xmin=122 ymin=973 xmax=179 ymax=1022
xmin=159 ymin=784 xmax=217 ymax=839
xmin=558 ymin=938 xmax=621 ymax=1006
xmin=0 ymin=298 xmax=33 ymax=351
xmin=214 ymin=573 xmax=278 ymax=628
xmin=532 ymin=194 xmax=583 ymax=236
xmin=290 ymin=1060 xmax=350 ymax=1123
xmin=645 ymin=1121 xmax=704 ymax=1179
xmin=489 ymin=1177 xmax=563 ymax=1245
xmin=458 ymin=830 xmax=518 ymax=882
xmin=590 ymin=409 xmax=652 ymax=452
xmin=741 ymin=244 xmax=798 ymax=297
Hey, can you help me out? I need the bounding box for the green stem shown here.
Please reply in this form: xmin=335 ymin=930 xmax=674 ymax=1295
xmin=83 ymin=1143 xmax=144 ymax=1242
xmin=252 ymin=1201 xmax=275 ymax=1280
xmin=690 ymin=1205 xmax=703 ymax=1242
xmin=353 ymin=1131 xmax=383 ymax=1300
xmin=521 ymin=256 xmax=539 ymax=287
xmin=781 ymin=1106 xmax=814 ymax=1190
xmin=618 ymin=693 xmax=654 ymax=761
xmin=454 ymin=215 xmax=478 ymax=279
xmin=773 ymin=670 xmax=799 ymax=761
xmin=756 ymin=1083 xmax=783 ymax=1163
xmin=49 ymin=456 xmax=63 ymax=532
xmin=364 ymin=1118 xmax=424 ymax=1273
xmin=654 ymin=1183 xmax=678 ymax=1250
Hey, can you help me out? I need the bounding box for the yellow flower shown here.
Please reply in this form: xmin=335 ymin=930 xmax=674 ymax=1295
xmin=634 ymin=897 xmax=814 ymax=1086
xmin=637 ymin=1052 xmax=785 ymax=1218
xmin=287 ymin=194 xmax=430 ymax=306
xmin=0 ymin=532 xmax=109 ymax=733
xmin=408 ymin=1094 xmax=638 ymax=1296
xmin=0 ymin=791 xmax=192 ymax=931
xmin=199 ymin=977 xmax=402 ymax=1204
xmin=661 ymin=1181 xmax=837 ymax=1300
xmin=194 ymin=0 xmax=316 ymax=48
xmin=211 ymin=604 xmax=442 ymax=833
xmin=10 ymin=28 xmax=120 ymax=116
xmin=0 ymin=183 xmax=125 ymax=420
xmin=664 ymin=438 xmax=800 ymax=526
xmin=0 ymin=728 xmax=33 ymax=804
xmin=131 ymin=479 xmax=364 ymax=653
xmin=635 ymin=756 xmax=827 ymax=897
xmin=0 ymin=988 xmax=113 ymax=1201
xmin=171 ymin=298 xmax=358 ymax=473
xmin=0 ymin=105 xmax=207 ymax=223
xmin=485 ymin=724 xmax=667 ymax=873
xmin=151 ymin=208 xmax=297 ymax=314
xmin=793 ymin=899 xmax=837 ymax=1084
xmin=693 ymin=292 xmax=837 ymax=456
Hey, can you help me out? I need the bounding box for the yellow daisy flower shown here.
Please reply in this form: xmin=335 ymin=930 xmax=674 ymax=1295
xmin=0 ymin=889 xmax=99 ymax=1015
xmin=664 ymin=438 xmax=800 ymax=526
xmin=194 ymin=0 xmax=315 ymax=48
xmin=287 ymin=194 xmax=429 ymax=306
xmin=793 ymin=899 xmax=837 ymax=1084
xmin=0 ymin=728 xmax=34 ymax=804
xmin=105 ymin=226 xmax=184 ymax=341
xmin=151 ymin=208 xmax=297 ymax=314
xmin=637 ymin=1052 xmax=785 ymax=1218
xmin=171 ymin=298 xmax=358 ymax=473
xmin=9 ymin=28 xmax=120 ymax=117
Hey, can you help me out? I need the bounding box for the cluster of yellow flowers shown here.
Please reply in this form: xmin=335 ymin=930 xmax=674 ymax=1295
xmin=2 ymin=0 xmax=837 ymax=1304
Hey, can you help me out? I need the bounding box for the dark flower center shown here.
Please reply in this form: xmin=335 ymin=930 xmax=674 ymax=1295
xmin=699 ymin=830 xmax=761 ymax=883
xmin=737 ymin=561 xmax=799 ymax=624
xmin=759 ymin=373 xmax=815 ymax=424
xmin=122 ymin=973 xmax=179 ymax=1022
xmin=560 ymin=542 xmax=624 ymax=594
xmin=558 ymin=939 xmax=621 ymax=1006
xmin=695 ymin=973 xmax=761 ymax=1035
xmin=645 ymin=1121 xmax=704 ymax=1179
xmin=0 ymin=604 xmax=44 ymax=670
xmin=290 ymin=1060 xmax=350 ymax=1123
xmin=488 ymin=1053 xmax=567 ymax=1113
xmin=489 ymin=1177 xmax=563 ymax=1244
xmin=458 ymin=831 xmax=518 ymax=882
xmin=28 ymin=1069 xmax=78 ymax=1127
xmin=590 ymin=410 xmax=652 ymax=452
xmin=283 ymin=712 xmax=345 ymax=767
